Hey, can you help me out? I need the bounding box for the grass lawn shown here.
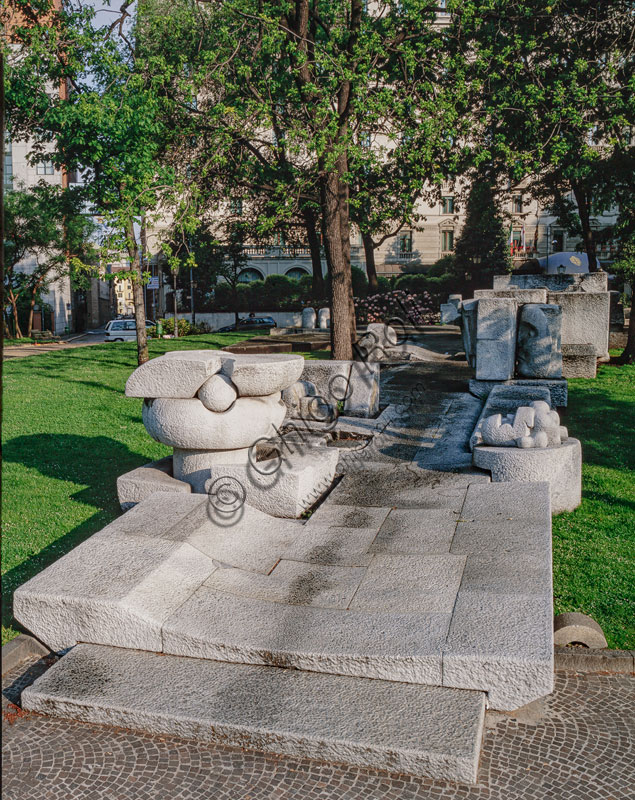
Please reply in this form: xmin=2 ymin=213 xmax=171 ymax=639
xmin=2 ymin=340 xmax=634 ymax=649
xmin=553 ymin=360 xmax=635 ymax=649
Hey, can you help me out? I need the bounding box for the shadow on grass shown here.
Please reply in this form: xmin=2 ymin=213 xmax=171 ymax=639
xmin=2 ymin=434 xmax=154 ymax=633
xmin=560 ymin=394 xmax=635 ymax=472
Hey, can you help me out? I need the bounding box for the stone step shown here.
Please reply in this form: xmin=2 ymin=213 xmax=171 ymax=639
xmin=22 ymin=644 xmax=486 ymax=784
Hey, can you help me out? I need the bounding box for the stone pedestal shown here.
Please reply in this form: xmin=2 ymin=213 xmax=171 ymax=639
xmin=547 ymin=291 xmax=609 ymax=359
xmin=474 ymin=298 xmax=518 ymax=380
xmin=562 ymin=344 xmax=597 ymax=378
xmin=473 ymin=438 xmax=581 ymax=513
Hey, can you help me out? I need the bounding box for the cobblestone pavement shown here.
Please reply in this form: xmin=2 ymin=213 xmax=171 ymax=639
xmin=3 ymin=656 xmax=634 ymax=800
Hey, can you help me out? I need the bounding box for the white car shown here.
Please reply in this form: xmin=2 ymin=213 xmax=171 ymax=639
xmin=105 ymin=319 xmax=155 ymax=341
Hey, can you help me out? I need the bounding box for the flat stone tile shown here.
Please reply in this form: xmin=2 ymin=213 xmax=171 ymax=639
xmin=450 ymin=520 xmax=551 ymax=556
xmin=460 ymin=554 xmax=552 ymax=596
xmin=99 ymin=492 xmax=207 ymax=539
xmin=443 ymin=591 xmax=553 ymax=711
xmin=460 ymin=481 xmax=551 ymax=524
xmin=305 ymin=504 xmax=390 ymax=530
xmin=14 ymin=531 xmax=215 ymax=652
xmin=349 ymin=555 xmax=466 ymax=613
xmin=326 ymin=465 xmax=477 ymax=509
xmin=369 ymin=509 xmax=459 ymax=554
xmin=163 ymin=587 xmax=450 ymax=686
xmin=281 ymin=526 xmax=378 ymax=566
xmin=22 ymin=644 xmax=485 ymax=783
xmin=205 ymin=560 xmax=366 ymax=609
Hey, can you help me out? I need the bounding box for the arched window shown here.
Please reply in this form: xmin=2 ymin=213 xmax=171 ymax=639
xmin=285 ymin=267 xmax=310 ymax=280
xmin=238 ymin=268 xmax=264 ymax=283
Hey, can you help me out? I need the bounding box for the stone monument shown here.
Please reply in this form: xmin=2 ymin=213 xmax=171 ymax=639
xmin=516 ymin=304 xmax=563 ymax=378
xmin=318 ymin=307 xmax=330 ymax=329
xmin=302 ymin=307 xmax=317 ymax=329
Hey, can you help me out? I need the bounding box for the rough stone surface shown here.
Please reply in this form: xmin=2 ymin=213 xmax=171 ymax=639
xmin=125 ymin=353 xmax=221 ymax=398
xmin=349 ymin=554 xmax=466 ymax=613
xmin=14 ymin=529 xmax=215 ymax=652
xmin=493 ymin=271 xmax=608 ymax=293
xmin=474 ymin=299 xmax=518 ymax=380
xmin=460 ymin=299 xmax=479 ymax=368
xmin=369 ymin=508 xmax=460 ymax=554
xmin=553 ymin=612 xmax=608 ymax=649
xmin=516 ymin=304 xmax=563 ymax=378
xmin=473 ymin=288 xmax=548 ymax=303
xmin=21 ymin=644 xmax=486 ymax=783
xmin=562 ymin=343 xmax=597 ymax=378
xmin=470 ymin=385 xmax=552 ymax=450
xmin=5 ymin=669 xmax=633 ymax=800
xmin=218 ymin=353 xmax=305 ymax=396
xmin=546 ymin=291 xmax=610 ymax=359
xmin=473 ymin=438 xmax=581 ymax=513
xmin=469 ymin=378 xmax=568 ymax=407
xmin=142 ymin=393 xmax=286 ymax=450
xmin=301 ymin=307 xmax=317 ymax=329
xmin=203 ymin=447 xmax=339 ymax=518
xmin=116 ymin=456 xmax=191 ymax=510
xmin=479 ymin=401 xmax=567 ymax=449
xmin=300 ymin=359 xmax=380 ymax=418
xmin=440 ymin=303 xmax=461 ymax=325
xmin=163 ymin=588 xmax=450 ymax=685
xmin=197 ymin=373 xmax=238 ymax=412
xmin=318 ymin=307 xmax=330 ymax=329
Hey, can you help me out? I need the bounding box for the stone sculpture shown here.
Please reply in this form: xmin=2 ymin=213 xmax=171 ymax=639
xmin=302 ymin=307 xmax=317 ymax=329
xmin=516 ymin=304 xmax=562 ymax=379
xmin=282 ymin=379 xmax=336 ymax=422
xmin=125 ymin=350 xmax=338 ymax=516
xmin=480 ymin=400 xmax=568 ymax=449
xmin=317 ymin=308 xmax=330 ymax=329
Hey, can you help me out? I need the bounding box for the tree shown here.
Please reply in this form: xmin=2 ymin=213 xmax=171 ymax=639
xmin=453 ymin=172 xmax=511 ymax=292
xmin=610 ymin=212 xmax=635 ymax=364
xmin=458 ymin=0 xmax=635 ymax=272
xmin=6 ymin=1 xmax=191 ymax=364
xmin=139 ymin=0 xmax=470 ymax=359
xmin=3 ymin=184 xmax=95 ymax=337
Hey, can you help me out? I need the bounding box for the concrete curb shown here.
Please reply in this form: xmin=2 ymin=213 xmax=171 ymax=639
xmin=554 ymin=646 xmax=635 ymax=674
xmin=2 ymin=634 xmax=51 ymax=676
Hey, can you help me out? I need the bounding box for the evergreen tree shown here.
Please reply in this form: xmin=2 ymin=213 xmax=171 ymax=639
xmin=453 ymin=177 xmax=511 ymax=292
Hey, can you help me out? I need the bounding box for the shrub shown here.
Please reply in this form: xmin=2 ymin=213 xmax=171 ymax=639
xmin=377 ymin=276 xmax=392 ymax=294
xmin=351 ymin=265 xmax=369 ymax=297
xmin=158 ymin=317 xmax=192 ymax=336
xmin=354 ymin=289 xmax=437 ymax=327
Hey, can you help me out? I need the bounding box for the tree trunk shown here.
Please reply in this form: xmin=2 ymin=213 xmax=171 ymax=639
xmin=572 ymin=183 xmax=598 ymax=272
xmin=8 ymin=290 xmax=23 ymax=339
xmin=302 ymin=207 xmax=325 ymax=300
xmin=616 ymin=290 xmax=634 ymax=364
xmin=321 ymin=170 xmax=354 ymax=360
xmin=173 ymin=270 xmax=179 ymax=338
xmin=362 ymin=231 xmax=379 ymax=293
xmin=125 ymin=218 xmax=149 ymax=365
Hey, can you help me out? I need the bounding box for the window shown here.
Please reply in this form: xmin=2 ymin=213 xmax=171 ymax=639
xmin=551 ymin=231 xmax=564 ymax=253
xmin=238 ymin=268 xmax=264 ymax=283
xmin=111 ymin=321 xmax=125 ymax=331
xmin=441 ymin=196 xmax=454 ymax=214
xmin=4 ymin=136 xmax=13 ymax=190
xmin=230 ymin=198 xmax=243 ymax=216
xmin=124 ymin=321 xmax=136 ymax=331
xmin=441 ymin=230 xmax=455 ymax=252
xmin=36 ymin=160 xmax=55 ymax=175
xmin=512 ymin=195 xmax=523 ymax=213
xmin=399 ymin=230 xmax=413 ymax=253
xmin=286 ymin=267 xmax=309 ymax=280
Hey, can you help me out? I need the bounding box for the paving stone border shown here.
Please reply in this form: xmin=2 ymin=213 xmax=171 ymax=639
xmin=1 ymin=635 xmax=50 ymax=677
xmin=554 ymin=646 xmax=635 ymax=674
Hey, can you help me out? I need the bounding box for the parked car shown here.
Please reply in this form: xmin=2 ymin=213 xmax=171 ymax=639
xmin=105 ymin=319 xmax=155 ymax=341
xmin=216 ymin=316 xmax=277 ymax=333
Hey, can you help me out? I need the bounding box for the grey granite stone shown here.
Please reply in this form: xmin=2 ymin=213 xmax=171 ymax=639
xmin=305 ymin=504 xmax=391 ymax=530
xmin=116 ymin=457 xmax=191 ymax=510
xmin=22 ymin=644 xmax=486 ymax=782
xmin=553 ymin=612 xmax=608 ymax=649
xmin=469 ymin=378 xmax=568 ymax=407
xmin=473 ymin=288 xmax=548 ymax=303
xmin=460 ymin=553 xmax=552 ymax=596
xmin=473 ymin=439 xmax=581 ymax=513
xmin=493 ymin=272 xmax=608 ymax=292
xmin=547 ymin=291 xmax=610 ymax=359
xmin=369 ymin=508 xmax=460 ymax=554
xmin=516 ymin=304 xmax=563 ymax=378
xmin=163 ymin=587 xmax=451 ymax=685
xmin=460 ymin=299 xmax=479 ymax=368
xmin=442 ymin=591 xmax=554 ymax=710
xmin=562 ymin=343 xmax=597 ymax=378
xmin=14 ymin=531 xmax=216 ymax=652
xmin=475 ymin=299 xmax=518 ymax=380
xmin=125 ymin=353 xmax=222 ymax=398
xmin=205 ymin=560 xmax=366 ymax=609
xmin=470 ymin=385 xmax=552 ymax=450
xmin=459 ymin=480 xmax=552 ymax=526
xmin=280 ymin=526 xmax=379 ymax=567
xmin=349 ymin=554 xmax=466 ymax=613
xmin=450 ymin=519 xmax=551 ymax=556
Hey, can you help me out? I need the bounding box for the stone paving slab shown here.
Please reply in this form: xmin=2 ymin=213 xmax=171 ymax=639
xmin=21 ymin=644 xmax=486 ymax=784
xmin=369 ymin=508 xmax=460 ymax=554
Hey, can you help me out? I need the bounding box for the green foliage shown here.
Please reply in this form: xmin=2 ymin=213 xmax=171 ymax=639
xmin=351 ymin=266 xmax=369 ymax=298
xmin=377 ymin=276 xmax=392 ymax=294
xmin=453 ymin=175 xmax=511 ymax=289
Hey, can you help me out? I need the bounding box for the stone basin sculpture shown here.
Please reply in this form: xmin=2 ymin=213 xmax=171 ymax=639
xmin=125 ymin=350 xmax=339 ymax=517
